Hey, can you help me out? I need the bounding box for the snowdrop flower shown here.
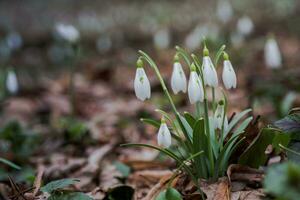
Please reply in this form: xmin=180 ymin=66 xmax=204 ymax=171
xmin=214 ymin=100 xmax=228 ymax=131
xmin=188 ymin=63 xmax=204 ymax=104
xmin=134 ymin=59 xmax=151 ymax=101
xmin=55 ymin=23 xmax=80 ymax=43
xmin=157 ymin=118 xmax=172 ymax=148
xmin=237 ymin=16 xmax=254 ymax=36
xmin=264 ymin=37 xmax=282 ymax=69
xmin=216 ymin=0 xmax=233 ymax=24
xmin=222 ymin=52 xmax=237 ymax=89
xmin=171 ymin=55 xmax=187 ymax=94
xmin=6 ymin=69 xmax=18 ymax=94
xmin=202 ymin=47 xmax=218 ymax=88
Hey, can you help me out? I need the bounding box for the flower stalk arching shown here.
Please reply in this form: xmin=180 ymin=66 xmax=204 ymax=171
xmin=138 ymin=50 xmax=193 ymax=148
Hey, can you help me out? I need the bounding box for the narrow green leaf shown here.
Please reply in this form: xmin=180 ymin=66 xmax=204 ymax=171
xmin=224 ymin=109 xmax=252 ymax=139
xmin=141 ymin=118 xmax=160 ymax=128
xmin=0 ymin=157 xmax=21 ymax=170
xmin=231 ymin=117 xmax=253 ymax=138
xmin=184 ymin=112 xmax=196 ymax=128
xmin=193 ymin=119 xmax=208 ymax=178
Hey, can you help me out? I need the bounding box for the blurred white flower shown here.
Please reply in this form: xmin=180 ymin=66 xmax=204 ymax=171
xmin=222 ymin=57 xmax=237 ymax=89
xmin=216 ymin=0 xmax=233 ymax=23
xmin=264 ymin=37 xmax=282 ymax=69
xmin=188 ymin=67 xmax=204 ymax=104
xmin=6 ymin=69 xmax=18 ymax=94
xmin=157 ymin=121 xmax=172 ymax=148
xmin=203 ymin=56 xmax=218 ymax=88
xmin=55 ymin=23 xmax=80 ymax=43
xmin=214 ymin=102 xmax=228 ymax=130
xmin=153 ymin=28 xmax=170 ymax=50
xmin=171 ymin=62 xmax=187 ymax=94
xmin=237 ymin=16 xmax=254 ymax=36
xmin=134 ymin=67 xmax=151 ymax=101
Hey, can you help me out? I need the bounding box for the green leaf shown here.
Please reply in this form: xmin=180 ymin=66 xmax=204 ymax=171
xmin=184 ymin=112 xmax=196 ymax=128
xmin=41 ymin=178 xmax=80 ymax=193
xmin=264 ymin=162 xmax=300 ymax=200
xmin=231 ymin=117 xmax=253 ymax=138
xmin=192 ymin=119 xmax=208 ymax=178
xmin=238 ymin=128 xmax=289 ymax=168
xmin=141 ymin=118 xmax=160 ymax=128
xmin=104 ymin=185 xmax=134 ymax=200
xmin=179 ymin=116 xmax=193 ymax=140
xmin=224 ymin=109 xmax=252 ymax=139
xmin=114 ymin=161 xmax=131 ymax=177
xmin=156 ymin=188 xmax=182 ymax=200
xmin=48 ymin=192 xmax=93 ymax=200
xmin=0 ymin=157 xmax=21 ymax=170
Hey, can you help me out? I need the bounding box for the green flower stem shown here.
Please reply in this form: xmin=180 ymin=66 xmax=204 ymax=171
xmin=204 ymin=98 xmax=214 ymax=177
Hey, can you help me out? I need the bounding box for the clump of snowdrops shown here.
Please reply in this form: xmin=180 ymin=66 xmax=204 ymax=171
xmin=122 ymin=43 xmax=253 ymax=193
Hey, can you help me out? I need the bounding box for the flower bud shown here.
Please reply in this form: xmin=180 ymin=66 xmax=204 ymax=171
xmin=188 ymin=67 xmax=204 ymax=104
xmin=171 ymin=61 xmax=187 ymax=94
xmin=134 ymin=66 xmax=151 ymax=101
xmin=203 ymin=56 xmax=218 ymax=88
xmin=157 ymin=119 xmax=172 ymax=148
xmin=222 ymin=53 xmax=237 ymax=89
xmin=214 ymin=101 xmax=228 ymax=130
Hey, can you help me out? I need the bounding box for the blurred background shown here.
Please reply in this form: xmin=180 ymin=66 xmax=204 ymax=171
xmin=0 ymin=0 xmax=300 ymax=198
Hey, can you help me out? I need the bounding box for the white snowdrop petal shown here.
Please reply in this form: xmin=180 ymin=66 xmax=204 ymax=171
xmin=6 ymin=71 xmax=18 ymax=94
xmin=134 ymin=68 xmax=151 ymax=101
xmin=264 ymin=38 xmax=282 ymax=69
xmin=157 ymin=123 xmax=172 ymax=148
xmin=203 ymin=56 xmax=218 ymax=88
xmin=222 ymin=60 xmax=237 ymax=89
xmin=188 ymin=72 xmax=203 ymax=104
xmin=171 ymin=62 xmax=187 ymax=94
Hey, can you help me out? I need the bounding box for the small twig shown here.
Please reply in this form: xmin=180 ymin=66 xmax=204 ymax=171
xmin=33 ymin=165 xmax=45 ymax=196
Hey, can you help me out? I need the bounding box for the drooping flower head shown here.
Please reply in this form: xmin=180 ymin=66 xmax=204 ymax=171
xmin=222 ymin=52 xmax=237 ymax=89
xmin=202 ymin=46 xmax=218 ymax=88
xmin=6 ymin=68 xmax=18 ymax=95
xmin=171 ymin=54 xmax=187 ymax=94
xmin=264 ymin=36 xmax=282 ymax=69
xmin=134 ymin=58 xmax=151 ymax=101
xmin=188 ymin=63 xmax=204 ymax=104
xmin=214 ymin=100 xmax=228 ymax=131
xmin=157 ymin=117 xmax=172 ymax=148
